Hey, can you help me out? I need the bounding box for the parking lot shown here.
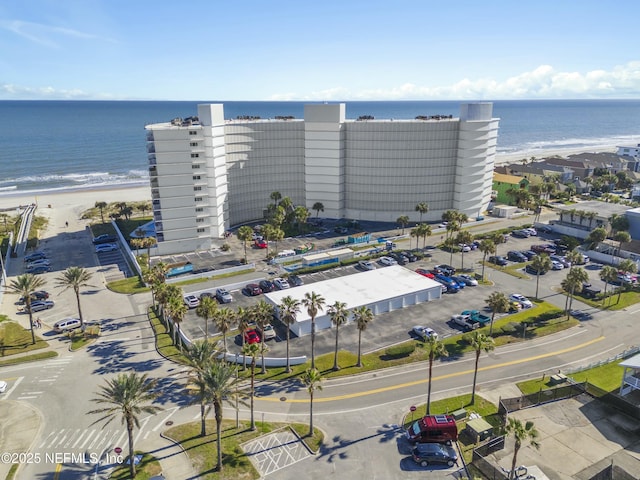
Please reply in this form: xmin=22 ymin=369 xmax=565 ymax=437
xmin=176 ymin=226 xmax=608 ymax=361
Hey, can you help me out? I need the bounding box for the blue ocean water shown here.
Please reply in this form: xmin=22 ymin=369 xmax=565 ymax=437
xmin=1 ymin=99 xmax=640 ymax=194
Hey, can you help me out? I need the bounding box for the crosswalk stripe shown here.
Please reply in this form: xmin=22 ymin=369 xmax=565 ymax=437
xmin=71 ymin=430 xmax=88 ymax=449
xmin=48 ymin=429 xmax=64 ymax=448
xmin=79 ymin=430 xmax=96 ymax=450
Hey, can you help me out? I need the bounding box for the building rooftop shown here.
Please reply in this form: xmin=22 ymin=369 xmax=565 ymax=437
xmin=554 ymin=200 xmax=629 ymax=217
xmin=264 ymin=265 xmax=441 ymax=323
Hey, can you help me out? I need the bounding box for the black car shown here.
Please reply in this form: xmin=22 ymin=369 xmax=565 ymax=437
xmin=411 ymin=442 xmax=458 ymax=467
xmin=288 ymin=274 xmax=303 ymax=287
xmin=92 ymin=234 xmax=117 ymax=245
xmin=511 ymin=229 xmax=530 ymax=238
xmin=18 ymin=290 xmax=50 ymax=305
xmin=521 ymin=250 xmax=537 ymax=260
xmin=525 ymin=264 xmax=546 ymax=275
xmin=28 ymin=265 xmax=51 ymax=274
xmin=488 ymin=256 xmax=507 ymax=266
xmin=259 ymin=280 xmax=275 ymax=293
xmin=507 ymin=251 xmax=527 ymax=263
xmin=24 ymin=251 xmax=47 ymax=262
xmin=402 ymin=251 xmax=418 ymax=262
xmin=389 ymin=252 xmax=407 ymax=265
xmin=199 ymin=291 xmax=216 ymax=301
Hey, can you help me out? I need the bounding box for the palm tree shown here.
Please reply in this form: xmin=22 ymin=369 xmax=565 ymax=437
xmin=279 ymin=296 xmax=301 ymax=373
xmin=328 ymin=301 xmax=349 ymax=371
xmin=312 ymin=202 xmax=324 ymax=218
xmin=302 ymin=291 xmax=326 ymax=369
xmin=270 ymin=191 xmax=282 ymax=207
xmin=490 ymin=232 xmax=506 ymax=257
xmin=467 ymin=331 xmax=495 ymax=404
xmin=396 ymin=215 xmax=410 ymax=235
xmin=242 ymin=342 xmax=260 ymax=430
xmin=300 ymin=368 xmax=324 ymax=436
xmin=599 ymin=265 xmax=618 ymax=304
xmin=504 ymin=417 xmax=540 ymax=480
xmin=530 ymin=253 xmax=552 ymax=299
xmin=410 ymin=226 xmax=420 ymax=249
xmin=88 ymin=373 xmax=162 ymax=478
xmin=213 ymin=307 xmax=235 ymax=353
xmin=167 ymin=292 xmax=188 ymax=347
xmin=418 ymin=223 xmax=432 ymax=248
xmin=184 ymin=339 xmax=220 ymax=436
xmin=424 ymin=336 xmax=448 ymax=414
xmin=95 ymin=201 xmax=107 ymax=223
xmin=613 ymin=231 xmax=631 ymax=256
xmin=294 ymin=205 xmax=310 ymax=232
xmin=253 ymin=300 xmax=274 ymax=374
xmin=479 ymin=239 xmax=496 ymax=280
xmin=237 ymin=226 xmax=253 ymax=263
xmin=562 ymin=267 xmax=589 ymax=315
xmin=196 ymin=295 xmax=218 ymax=339
xmin=55 ymin=267 xmax=93 ymax=326
xmin=202 ymin=360 xmax=243 ymax=472
xmin=415 ymin=202 xmax=429 ymax=223
xmin=484 ymin=292 xmax=510 ymax=336
xmin=616 ymin=259 xmax=637 ymax=303
xmin=235 ymin=307 xmax=251 ymax=369
xmin=352 ymin=305 xmax=374 ymax=367
xmin=456 ymin=230 xmax=473 ymax=270
xmin=8 ymin=274 xmax=46 ymax=344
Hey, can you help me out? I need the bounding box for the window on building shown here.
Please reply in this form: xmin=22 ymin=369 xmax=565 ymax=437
xmin=190 ymin=142 xmax=198 ymax=147
xmin=195 ymin=207 xmax=204 ymax=212
xmin=193 ymin=175 xmax=201 ymax=180
xmin=192 ymin=164 xmax=200 ymax=169
xmin=197 ymin=228 xmax=205 ymax=233
xmin=195 ymin=197 xmax=203 ymax=202
xmin=194 ymin=186 xmax=202 ymax=191
xmin=189 ymin=131 xmax=197 ymax=135
xmin=196 ymin=218 xmax=204 ymax=223
xmin=191 ymin=153 xmax=199 ymax=158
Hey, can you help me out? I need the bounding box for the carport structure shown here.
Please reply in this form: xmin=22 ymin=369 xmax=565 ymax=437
xmin=264 ymin=265 xmax=442 ymax=337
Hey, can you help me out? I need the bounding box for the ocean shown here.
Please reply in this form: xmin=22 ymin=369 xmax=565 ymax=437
xmin=1 ymin=99 xmax=640 ymax=195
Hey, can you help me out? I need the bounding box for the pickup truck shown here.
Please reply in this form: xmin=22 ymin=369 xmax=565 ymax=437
xmin=461 ymin=310 xmax=491 ymax=327
xmin=450 ymin=314 xmax=479 ymax=331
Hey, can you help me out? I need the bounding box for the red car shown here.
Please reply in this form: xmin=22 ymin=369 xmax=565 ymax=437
xmin=245 ymin=283 xmax=262 ymax=296
xmin=415 ymin=268 xmax=435 ymax=279
xmin=244 ymin=329 xmax=261 ymax=345
xmin=254 ymin=239 xmax=268 ymax=249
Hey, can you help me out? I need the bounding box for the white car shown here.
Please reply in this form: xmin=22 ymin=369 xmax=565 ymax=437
xmin=95 ymin=243 xmax=118 ymax=253
xmin=457 ymin=274 xmax=478 ymax=286
xmin=358 ymin=260 xmax=376 ymax=271
xmin=0 ymin=380 xmax=7 ymax=394
xmin=523 ymin=227 xmax=537 ymax=236
xmin=509 ymin=293 xmax=533 ymax=309
xmin=261 ymin=323 xmax=277 ymax=340
xmin=26 ymin=258 xmax=51 ymax=268
xmin=183 ymin=295 xmax=200 ymax=309
xmin=459 ymin=244 xmax=471 ymax=252
xmin=273 ymin=278 xmax=290 ymax=290
xmin=412 ymin=325 xmax=438 ymax=339
xmin=551 ymin=260 xmax=564 ymax=270
xmin=379 ymin=256 xmax=398 ymax=266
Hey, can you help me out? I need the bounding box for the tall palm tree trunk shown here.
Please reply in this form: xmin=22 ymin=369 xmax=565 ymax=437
xmin=427 ymin=357 xmax=434 ymax=414
xmin=250 ymin=359 xmax=256 ymax=430
xmin=510 ymin=445 xmax=521 ymax=480
xmin=260 ymin=338 xmax=266 ymax=374
xmin=200 ymin=401 xmax=207 ymax=436
xmin=215 ymin=403 xmax=223 ymax=471
xmin=471 ymin=352 xmax=480 ymax=404
xmin=286 ymin=330 xmax=291 ymax=373
xmin=126 ymin=416 xmax=136 ymax=478
xmin=332 ymin=324 xmax=340 ymax=371
xmin=75 ymin=289 xmax=84 ymax=325
xmin=309 ymin=391 xmax=314 ymax=436
xmin=27 ymin=309 xmax=36 ymax=344
xmin=357 ymin=330 xmax=363 ymax=367
xmin=311 ymin=317 xmax=316 ymax=369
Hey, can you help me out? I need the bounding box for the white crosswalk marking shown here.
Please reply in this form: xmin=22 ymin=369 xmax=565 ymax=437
xmin=71 ymin=430 xmax=88 ymax=449
xmin=79 ymin=430 xmax=97 ymax=449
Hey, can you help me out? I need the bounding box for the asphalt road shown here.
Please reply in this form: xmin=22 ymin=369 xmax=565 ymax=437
xmin=2 ymin=210 xmax=638 ymax=479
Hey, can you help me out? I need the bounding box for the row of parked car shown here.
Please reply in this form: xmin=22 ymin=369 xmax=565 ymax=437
xmin=23 ymin=250 xmax=52 ymax=274
xmin=414 ymin=264 xmax=478 ymax=293
xmin=244 ymin=275 xmax=304 ymax=296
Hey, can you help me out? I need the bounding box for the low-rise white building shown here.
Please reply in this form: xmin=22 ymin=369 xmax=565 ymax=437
xmin=146 ymin=103 xmax=499 ymax=255
xmin=264 ymin=265 xmax=443 ymax=337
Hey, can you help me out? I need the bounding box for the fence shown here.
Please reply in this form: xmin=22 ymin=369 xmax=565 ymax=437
xmin=499 ymin=382 xmax=587 ymax=415
xmin=471 ymin=437 xmax=508 ymax=480
xmin=563 ymin=345 xmax=640 ymax=375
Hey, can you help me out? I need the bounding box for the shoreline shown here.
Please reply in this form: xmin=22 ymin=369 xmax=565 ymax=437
xmin=495 ymin=145 xmax=618 ymax=165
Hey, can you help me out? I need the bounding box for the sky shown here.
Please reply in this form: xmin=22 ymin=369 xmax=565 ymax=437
xmin=2 ymin=0 xmax=640 ymax=101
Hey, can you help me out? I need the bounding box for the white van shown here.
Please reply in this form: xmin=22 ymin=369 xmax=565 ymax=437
xmin=53 ymin=318 xmax=81 ymax=333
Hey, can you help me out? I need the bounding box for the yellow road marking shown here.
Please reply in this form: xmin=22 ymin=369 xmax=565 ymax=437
xmin=54 ymin=463 xmax=61 ymax=479
xmin=257 ymin=336 xmax=605 ymax=403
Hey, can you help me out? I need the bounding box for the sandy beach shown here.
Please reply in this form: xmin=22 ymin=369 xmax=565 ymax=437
xmin=495 ymin=146 xmax=618 ymax=165
xmin=0 ymin=184 xmax=152 ymax=235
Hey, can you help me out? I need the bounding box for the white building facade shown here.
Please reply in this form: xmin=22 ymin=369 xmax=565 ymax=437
xmin=146 ymin=103 xmax=499 ymax=255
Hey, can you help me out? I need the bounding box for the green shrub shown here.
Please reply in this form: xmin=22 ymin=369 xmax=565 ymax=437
xmin=384 ymin=343 xmax=416 ymax=358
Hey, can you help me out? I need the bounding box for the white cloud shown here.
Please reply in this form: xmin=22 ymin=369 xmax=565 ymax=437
xmin=0 ymin=19 xmax=115 ymax=48
xmin=0 ymin=83 xmax=116 ymax=100
xmin=269 ymin=61 xmax=640 ymax=100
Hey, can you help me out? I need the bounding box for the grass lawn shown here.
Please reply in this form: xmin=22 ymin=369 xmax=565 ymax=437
xmin=148 ymin=309 xmax=187 ymax=364
xmin=228 ymin=301 xmax=573 ymax=383
xmin=517 ymin=359 xmax=626 ymax=396
xmin=0 ymin=350 xmax=57 ymax=366
xmin=69 ymin=325 xmax=101 ymax=351
xmin=107 ymin=276 xmax=150 ymax=294
xmin=164 ymin=420 xmax=323 ymax=479
xmin=109 ymin=452 xmax=162 ymax=480
xmin=0 ymin=319 xmax=49 ymax=356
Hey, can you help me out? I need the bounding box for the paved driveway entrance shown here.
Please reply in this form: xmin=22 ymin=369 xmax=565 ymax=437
xmin=242 ymin=428 xmax=312 ymax=476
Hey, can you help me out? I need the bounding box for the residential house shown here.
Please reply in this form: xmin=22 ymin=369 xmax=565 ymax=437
xmin=507 ymin=162 xmax=573 ymax=184
xmin=492 ymin=173 xmax=529 ymax=205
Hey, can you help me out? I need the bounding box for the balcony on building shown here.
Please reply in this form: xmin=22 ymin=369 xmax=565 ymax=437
xmin=146 ymin=132 xmax=154 ymax=142
xmin=148 ymin=155 xmax=157 ymax=165
xmin=147 ymin=144 xmax=156 ymax=154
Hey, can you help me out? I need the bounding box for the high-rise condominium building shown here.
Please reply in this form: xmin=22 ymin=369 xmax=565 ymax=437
xmin=146 ymin=103 xmax=499 ymax=255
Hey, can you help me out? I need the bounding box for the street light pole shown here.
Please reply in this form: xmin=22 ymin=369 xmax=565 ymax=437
xmin=235 ymin=353 xmax=239 ymax=429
